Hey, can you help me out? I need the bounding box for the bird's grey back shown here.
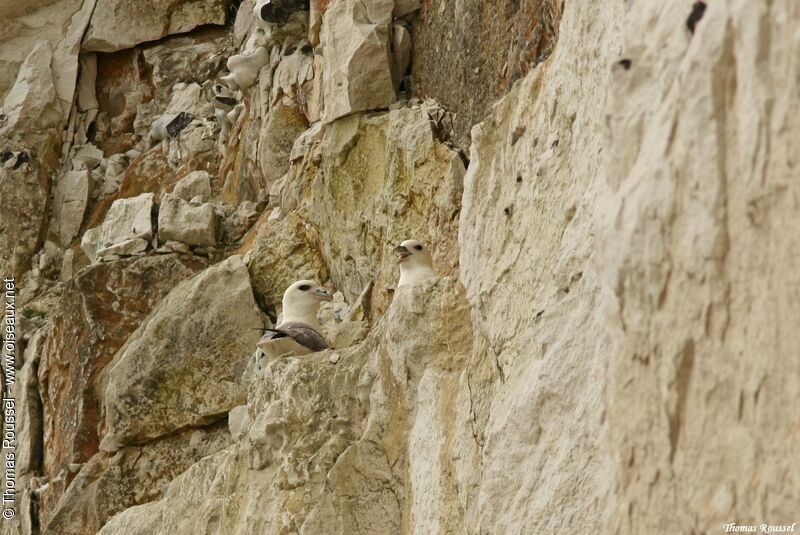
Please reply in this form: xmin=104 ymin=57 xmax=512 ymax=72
xmin=269 ymin=322 xmax=329 ymax=352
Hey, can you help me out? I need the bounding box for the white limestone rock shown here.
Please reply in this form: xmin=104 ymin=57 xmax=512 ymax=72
xmin=51 ymin=170 xmax=90 ymax=247
xmin=0 ymin=40 xmax=61 ymax=133
xmin=82 ymin=0 xmax=229 ymax=53
xmin=228 ymin=405 xmax=250 ymax=439
xmin=96 ymin=238 xmax=149 ymax=260
xmin=72 ymin=143 xmax=104 ymax=170
xmin=157 ymin=193 xmax=217 ymax=246
xmin=101 ymin=154 xmax=128 ymax=196
xmin=172 ymin=171 xmax=212 ymax=202
xmin=80 ymin=227 xmax=102 ymax=264
xmin=103 ymin=193 xmax=155 ymax=246
xmin=82 ymin=193 xmax=155 ymax=263
xmin=391 ymin=23 xmax=411 ymax=88
xmin=59 ymin=248 xmax=75 ymax=282
xmin=320 ymin=0 xmax=395 ymax=123
xmin=165 ymin=82 xmax=213 ymax=118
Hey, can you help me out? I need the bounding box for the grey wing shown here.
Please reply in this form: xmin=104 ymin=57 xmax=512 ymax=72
xmin=278 ymin=322 xmax=329 ymax=352
xmin=259 ymin=330 xmax=290 ymax=342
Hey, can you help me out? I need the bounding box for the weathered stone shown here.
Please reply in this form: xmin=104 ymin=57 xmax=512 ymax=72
xmin=165 ymin=82 xmax=214 ymax=118
xmin=37 ymin=240 xmax=62 ymax=279
xmin=60 ymin=248 xmax=76 ymax=282
xmin=45 ymin=423 xmax=231 ymax=535
xmin=269 ymin=43 xmax=315 ymax=111
xmin=17 ymin=330 xmax=45 ymax=478
xmin=51 ymin=170 xmax=90 ymax=247
xmin=171 ymin=170 xmax=212 ymax=202
xmin=0 ymin=0 xmax=84 ymax=102
xmin=100 ymin=256 xmax=263 ymax=450
xmin=93 ymin=47 xmax=155 ymax=155
xmin=82 ymin=0 xmax=229 ymax=53
xmin=258 ymin=102 xmax=308 ymax=186
xmin=96 ymin=238 xmax=149 ymax=260
xmin=0 ymin=40 xmax=61 ymax=277
xmin=410 ymin=0 xmax=562 ymax=149
xmin=79 ymin=227 xmax=100 ymax=264
xmin=100 ymin=193 xmax=155 ymax=248
xmin=391 ymin=23 xmax=411 ymax=88
xmin=165 ymin=118 xmax=217 ymax=169
xmin=0 ymin=40 xmax=61 ymax=133
xmin=72 ymin=144 xmax=104 ymax=170
xmin=228 ymin=405 xmax=250 ymax=439
xmin=321 ymin=0 xmax=395 ymax=122
xmin=37 ymin=255 xmax=206 ymax=526
xmin=101 ymin=154 xmax=128 ymax=196
xmin=157 ymin=193 xmax=217 ymax=246
xmin=142 ymin=28 xmax=232 ymax=109
xmin=393 ymin=0 xmax=420 ymax=18
xmin=0 ymin=155 xmax=52 ymax=278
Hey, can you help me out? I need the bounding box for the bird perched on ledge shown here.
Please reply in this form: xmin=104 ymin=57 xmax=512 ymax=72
xmin=255 ymin=280 xmax=333 ymax=371
xmin=395 ymin=239 xmax=437 ymax=287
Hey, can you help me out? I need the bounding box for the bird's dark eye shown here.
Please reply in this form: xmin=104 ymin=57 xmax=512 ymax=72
xmin=414 ymin=245 xmax=423 ymax=251
xmin=298 ymin=284 xmax=311 ymax=291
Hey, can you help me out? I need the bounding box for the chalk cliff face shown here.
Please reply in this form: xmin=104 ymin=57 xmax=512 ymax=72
xmin=1 ymin=1 xmax=798 ymax=534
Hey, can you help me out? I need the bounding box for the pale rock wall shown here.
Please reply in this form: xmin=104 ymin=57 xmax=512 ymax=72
xmin=602 ymin=1 xmax=800 ymax=532
xmin=1 ymin=0 xmax=797 ymax=534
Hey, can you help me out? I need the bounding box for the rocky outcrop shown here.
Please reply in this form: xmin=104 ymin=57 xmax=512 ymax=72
xmin=245 ymin=212 xmax=329 ymax=313
xmin=410 ymin=0 xmax=562 ymax=149
xmin=37 ymin=255 xmax=207 ymax=526
xmin=321 ymin=0 xmax=396 ymax=122
xmin=601 ymin=3 xmax=800 ymax=531
xmin=45 ymin=422 xmax=231 ymax=535
xmin=51 ymin=170 xmax=90 ymax=247
xmin=3 ymin=0 xmax=798 ymax=533
xmin=83 ymin=0 xmax=229 ymax=53
xmin=83 ymin=193 xmax=155 ymax=262
xmin=0 ymin=42 xmax=61 ymax=278
xmin=157 ymin=193 xmax=218 ymax=246
xmin=100 ymin=256 xmax=262 ymax=450
xmin=98 ymin=277 xmax=472 ymax=535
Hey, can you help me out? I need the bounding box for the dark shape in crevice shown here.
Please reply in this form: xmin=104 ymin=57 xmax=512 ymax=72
xmin=13 ymin=152 xmax=30 ymax=169
xmin=686 ymin=1 xmax=707 ymax=34
xmin=215 ymin=96 xmax=238 ymax=107
xmin=166 ymin=112 xmax=193 ymax=138
xmin=0 ymin=151 xmax=12 ymax=163
xmin=259 ymin=0 xmax=310 ymax=25
xmin=618 ymin=59 xmax=632 ymax=70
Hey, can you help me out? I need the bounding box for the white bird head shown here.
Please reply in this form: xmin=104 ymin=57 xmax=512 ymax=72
xmin=394 ymin=239 xmax=437 ymax=287
xmin=394 ymin=239 xmax=432 ymax=266
xmin=280 ymin=280 xmax=333 ymax=327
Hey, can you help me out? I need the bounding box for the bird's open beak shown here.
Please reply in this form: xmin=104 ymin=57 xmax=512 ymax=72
xmin=314 ymin=288 xmax=334 ymax=301
xmin=394 ymin=245 xmax=411 ymax=261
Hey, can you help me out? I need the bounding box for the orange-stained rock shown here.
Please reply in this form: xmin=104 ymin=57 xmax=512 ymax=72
xmin=37 ymin=254 xmax=207 ymax=525
xmin=44 ymin=422 xmax=231 ymax=535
